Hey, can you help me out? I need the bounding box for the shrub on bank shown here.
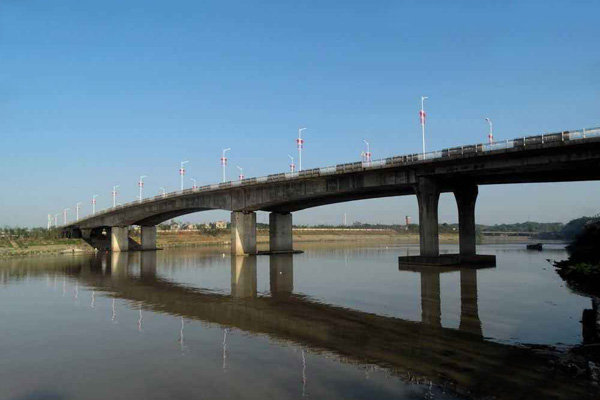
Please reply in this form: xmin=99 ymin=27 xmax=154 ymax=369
xmin=554 ymin=221 xmax=600 ymax=295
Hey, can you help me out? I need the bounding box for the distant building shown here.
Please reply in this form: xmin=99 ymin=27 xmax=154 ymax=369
xmin=215 ymin=221 xmax=227 ymax=229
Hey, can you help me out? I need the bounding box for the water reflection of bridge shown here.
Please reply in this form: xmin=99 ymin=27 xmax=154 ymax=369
xmin=57 ymin=252 xmax=591 ymax=400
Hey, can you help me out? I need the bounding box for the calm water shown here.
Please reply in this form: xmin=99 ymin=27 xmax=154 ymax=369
xmin=0 ymin=243 xmax=596 ymax=400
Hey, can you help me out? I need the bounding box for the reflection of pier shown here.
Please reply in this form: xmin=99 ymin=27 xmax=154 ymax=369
xmin=401 ymin=265 xmax=484 ymax=337
xmin=64 ymin=252 xmax=592 ymax=399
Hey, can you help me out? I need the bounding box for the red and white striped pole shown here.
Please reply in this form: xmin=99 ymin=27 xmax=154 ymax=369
xmin=485 ymin=118 xmax=494 ymax=144
xmin=180 ymin=161 xmax=188 ymax=192
xmin=362 ymin=139 xmax=371 ymax=166
xmin=221 ymin=148 xmax=230 ymax=182
xmin=112 ymin=185 xmax=119 ymax=208
xmin=297 ymin=128 xmax=306 ymax=171
xmin=139 ymin=175 xmax=147 ymax=203
xmin=420 ymin=96 xmax=428 ymax=157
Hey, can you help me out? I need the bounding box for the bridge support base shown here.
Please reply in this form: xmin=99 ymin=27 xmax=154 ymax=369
xmin=231 ymin=211 xmax=257 ymax=255
xmin=416 ymin=177 xmax=440 ymax=257
xmin=269 ymin=212 xmax=293 ymax=253
xmin=111 ymin=227 xmax=129 ymax=252
xmin=141 ymin=226 xmax=157 ymax=250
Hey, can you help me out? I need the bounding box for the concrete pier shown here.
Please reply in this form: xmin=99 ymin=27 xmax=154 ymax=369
xmin=269 ymin=212 xmax=293 ymax=253
xmin=110 ymin=227 xmax=129 ymax=252
xmin=269 ymin=254 xmax=293 ymax=297
xmin=416 ymin=177 xmax=440 ymax=257
xmin=141 ymin=226 xmax=157 ymax=251
xmin=231 ymin=211 xmax=257 ymax=255
xmin=231 ymin=256 xmax=257 ymax=298
xmin=454 ymin=184 xmax=478 ymax=256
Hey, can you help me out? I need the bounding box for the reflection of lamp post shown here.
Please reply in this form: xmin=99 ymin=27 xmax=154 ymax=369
xmin=485 ymin=118 xmax=494 ymax=144
xmin=420 ymin=96 xmax=428 ymax=156
xmin=139 ymin=175 xmax=147 ymax=203
xmin=297 ymin=128 xmax=307 ymax=171
xmin=221 ymin=148 xmax=231 ymax=182
xmin=179 ymin=161 xmax=189 ymax=192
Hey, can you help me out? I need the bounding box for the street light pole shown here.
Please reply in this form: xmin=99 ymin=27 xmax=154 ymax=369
xmin=76 ymin=202 xmax=82 ymax=221
xmin=180 ymin=161 xmax=189 ymax=192
xmin=237 ymin=166 xmax=244 ymax=181
xmin=112 ymin=185 xmax=119 ymax=208
xmin=63 ymin=208 xmax=70 ymax=225
xmin=221 ymin=148 xmax=231 ymax=182
xmin=48 ymin=214 xmax=52 ymax=229
xmin=420 ymin=96 xmax=428 ymax=157
xmin=297 ymin=128 xmax=306 ymax=172
xmin=92 ymin=195 xmax=98 ymax=214
xmin=362 ymin=139 xmax=371 ymax=166
xmin=485 ymin=118 xmax=494 ymax=144
xmin=160 ymin=187 xmax=166 ymax=197
xmin=190 ymin=178 xmax=197 ymax=190
xmin=288 ymin=154 xmax=295 ymax=173
xmin=139 ymin=175 xmax=147 ymax=203
xmin=54 ymin=214 xmax=58 ymax=227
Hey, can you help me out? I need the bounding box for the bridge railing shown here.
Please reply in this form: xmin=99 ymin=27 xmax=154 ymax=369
xmin=65 ymin=126 xmax=600 ymax=226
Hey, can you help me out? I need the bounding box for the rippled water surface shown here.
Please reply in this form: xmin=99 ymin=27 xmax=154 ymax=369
xmin=0 ymin=243 xmax=595 ymax=399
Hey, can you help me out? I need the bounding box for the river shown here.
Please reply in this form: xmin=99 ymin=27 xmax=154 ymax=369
xmin=0 ymin=243 xmax=596 ymax=399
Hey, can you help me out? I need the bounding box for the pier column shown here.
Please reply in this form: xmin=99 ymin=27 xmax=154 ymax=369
xmin=416 ymin=178 xmax=440 ymax=257
xmin=454 ymin=184 xmax=478 ymax=256
xmin=231 ymin=211 xmax=257 ymax=255
xmin=141 ymin=226 xmax=157 ymax=250
xmin=110 ymin=226 xmax=129 ymax=252
xmin=420 ymin=270 xmax=441 ymax=327
xmin=269 ymin=212 xmax=293 ymax=252
xmin=459 ymin=269 xmax=483 ymax=337
xmin=231 ymin=256 xmax=257 ymax=298
xmin=270 ymin=254 xmax=294 ymax=298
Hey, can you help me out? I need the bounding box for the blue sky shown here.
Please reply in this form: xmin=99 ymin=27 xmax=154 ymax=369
xmin=1 ymin=1 xmax=599 ymax=227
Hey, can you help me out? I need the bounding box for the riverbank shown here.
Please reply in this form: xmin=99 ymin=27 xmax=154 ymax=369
xmin=0 ymin=229 xmax=548 ymax=259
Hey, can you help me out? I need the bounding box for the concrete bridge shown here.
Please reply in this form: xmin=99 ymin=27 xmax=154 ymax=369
xmin=63 ymin=127 xmax=600 ymax=263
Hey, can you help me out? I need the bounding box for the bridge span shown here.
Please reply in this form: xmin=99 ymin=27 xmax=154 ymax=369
xmin=63 ymin=127 xmax=600 ymax=263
